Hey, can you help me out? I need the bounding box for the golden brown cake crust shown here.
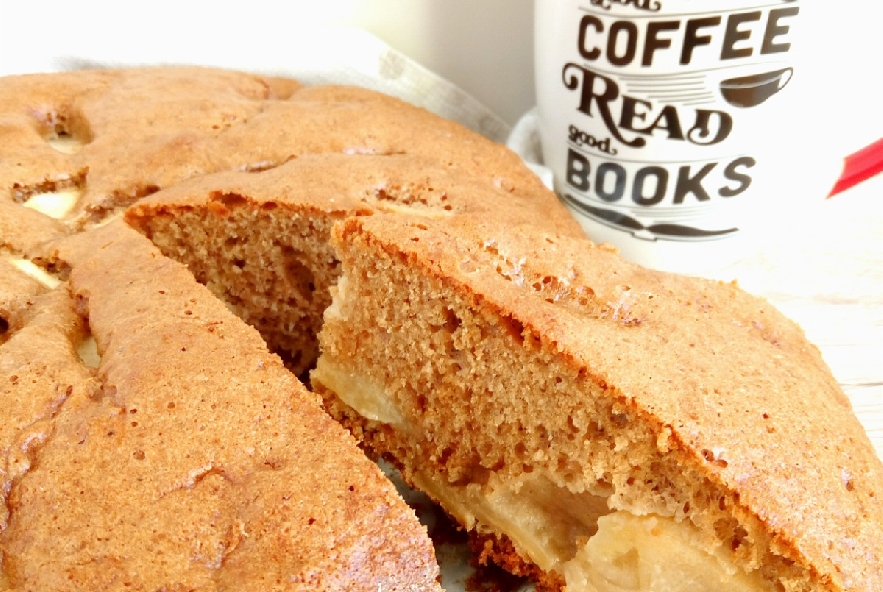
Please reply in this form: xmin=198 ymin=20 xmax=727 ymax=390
xmin=469 ymin=532 xmax=566 ymax=592
xmin=0 ymin=222 xmax=441 ymax=591
xmin=0 ymin=198 xmax=68 ymax=259
xmin=320 ymin=214 xmax=883 ymax=592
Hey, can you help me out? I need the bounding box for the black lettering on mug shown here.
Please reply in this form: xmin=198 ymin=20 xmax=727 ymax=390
xmin=681 ymin=16 xmax=722 ymax=65
xmin=566 ymin=148 xmax=592 ymax=191
xmin=720 ymin=156 xmax=757 ymax=197
xmin=687 ymin=110 xmax=733 ymax=146
xmin=619 ymin=95 xmax=652 ymax=134
xmin=596 ymin=162 xmax=627 ymax=202
xmin=562 ymin=64 xmax=646 ymax=147
xmin=721 ymin=11 xmax=762 ymax=60
xmin=762 ymin=7 xmax=799 ymax=55
xmin=632 ymin=166 xmax=669 ymax=206
xmin=568 ymin=125 xmax=617 ymax=154
xmin=578 ymin=15 xmax=604 ymax=61
xmin=642 ymin=21 xmax=680 ymax=66
xmin=608 ymin=20 xmax=639 ymax=66
xmin=564 ymin=152 xmax=757 ymax=206
xmin=645 ymin=105 xmax=686 ymax=141
xmin=673 ymin=163 xmax=716 ymax=203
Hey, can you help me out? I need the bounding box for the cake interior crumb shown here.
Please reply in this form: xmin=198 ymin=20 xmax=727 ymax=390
xmin=136 ymin=204 xmax=340 ymax=376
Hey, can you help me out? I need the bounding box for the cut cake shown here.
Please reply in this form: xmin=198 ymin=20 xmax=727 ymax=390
xmin=126 ymin=153 xmax=581 ymax=375
xmin=2 ymin=66 xmax=881 ymax=592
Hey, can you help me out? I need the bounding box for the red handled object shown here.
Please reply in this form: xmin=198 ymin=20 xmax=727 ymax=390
xmin=828 ymin=137 xmax=883 ymax=198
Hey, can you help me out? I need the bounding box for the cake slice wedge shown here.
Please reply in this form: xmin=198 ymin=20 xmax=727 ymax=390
xmin=0 ymin=221 xmax=442 ymax=591
xmin=311 ymin=214 xmax=883 ymax=592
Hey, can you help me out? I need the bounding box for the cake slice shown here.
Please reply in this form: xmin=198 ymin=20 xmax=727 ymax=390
xmin=0 ymin=222 xmax=442 ymax=591
xmin=1 ymin=64 xmax=569 ymax=367
xmin=310 ymin=214 xmax=883 ymax=592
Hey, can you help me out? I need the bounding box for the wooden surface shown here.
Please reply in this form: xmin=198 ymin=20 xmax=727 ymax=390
xmin=706 ymin=175 xmax=883 ymax=461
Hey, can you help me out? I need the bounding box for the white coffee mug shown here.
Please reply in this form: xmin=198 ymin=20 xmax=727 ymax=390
xmin=534 ymin=0 xmax=849 ymax=273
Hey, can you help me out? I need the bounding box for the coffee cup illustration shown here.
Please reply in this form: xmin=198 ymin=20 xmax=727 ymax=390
xmin=720 ymin=67 xmax=794 ymax=108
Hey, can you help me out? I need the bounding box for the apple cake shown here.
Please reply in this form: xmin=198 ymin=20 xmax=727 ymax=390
xmin=309 ymin=214 xmax=882 ymax=592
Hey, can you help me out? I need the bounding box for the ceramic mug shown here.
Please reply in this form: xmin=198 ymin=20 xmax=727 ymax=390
xmin=534 ymin=0 xmax=849 ymax=273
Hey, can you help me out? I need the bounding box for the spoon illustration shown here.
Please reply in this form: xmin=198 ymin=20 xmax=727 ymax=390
xmin=561 ymin=195 xmax=738 ymax=242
